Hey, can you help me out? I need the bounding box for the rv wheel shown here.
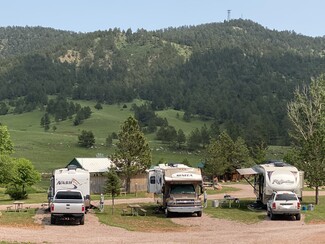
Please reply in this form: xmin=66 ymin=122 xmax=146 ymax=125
xmin=197 ymin=211 xmax=202 ymax=217
xmin=270 ymin=211 xmax=276 ymax=220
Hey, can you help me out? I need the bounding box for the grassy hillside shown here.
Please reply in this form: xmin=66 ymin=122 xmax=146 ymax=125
xmin=0 ymin=100 xmax=207 ymax=173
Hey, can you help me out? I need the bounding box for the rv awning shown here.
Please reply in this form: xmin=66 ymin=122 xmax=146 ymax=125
xmin=236 ymin=168 xmax=258 ymax=175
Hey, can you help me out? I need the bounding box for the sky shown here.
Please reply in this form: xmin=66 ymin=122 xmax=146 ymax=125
xmin=1 ymin=0 xmax=325 ymax=37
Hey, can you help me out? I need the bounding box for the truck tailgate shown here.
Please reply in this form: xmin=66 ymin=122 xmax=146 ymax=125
xmin=51 ymin=199 xmax=84 ymax=214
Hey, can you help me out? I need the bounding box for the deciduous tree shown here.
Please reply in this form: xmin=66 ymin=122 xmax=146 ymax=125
xmin=287 ymin=75 xmax=325 ymax=204
xmin=6 ymin=158 xmax=41 ymax=200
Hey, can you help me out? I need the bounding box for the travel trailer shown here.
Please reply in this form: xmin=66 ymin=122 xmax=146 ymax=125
xmin=48 ymin=165 xmax=91 ymax=208
xmin=147 ymin=163 xmax=204 ymax=217
xmin=236 ymin=161 xmax=304 ymax=204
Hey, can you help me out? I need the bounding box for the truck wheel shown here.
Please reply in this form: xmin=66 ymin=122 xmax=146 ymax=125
xmin=80 ymin=215 xmax=85 ymax=225
xmin=50 ymin=215 xmax=56 ymax=225
xmin=295 ymin=213 xmax=301 ymax=221
xmin=197 ymin=211 xmax=202 ymax=217
xmin=165 ymin=209 xmax=171 ymax=218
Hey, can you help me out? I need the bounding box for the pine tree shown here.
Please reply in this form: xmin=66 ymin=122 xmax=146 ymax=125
xmin=111 ymin=116 xmax=152 ymax=193
xmin=104 ymin=167 xmax=121 ymax=214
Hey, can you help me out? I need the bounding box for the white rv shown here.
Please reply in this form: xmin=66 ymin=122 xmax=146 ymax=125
xmin=147 ymin=163 xmax=203 ymax=217
xmin=48 ymin=165 xmax=91 ymax=208
xmin=237 ymin=161 xmax=304 ymax=204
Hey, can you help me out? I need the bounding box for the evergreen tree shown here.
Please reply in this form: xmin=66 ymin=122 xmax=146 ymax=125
xmin=104 ymin=167 xmax=121 ymax=214
xmin=0 ymin=102 xmax=9 ymax=115
xmin=40 ymin=113 xmax=51 ymax=131
xmin=0 ymin=125 xmax=14 ymax=155
xmin=204 ymin=131 xmax=250 ymax=180
xmin=78 ymin=130 xmax=95 ymax=148
xmin=187 ymin=128 xmax=201 ymax=151
xmin=111 ymin=116 xmax=152 ymax=193
xmin=94 ymin=102 xmax=103 ymax=110
xmin=176 ymin=129 xmax=186 ymax=149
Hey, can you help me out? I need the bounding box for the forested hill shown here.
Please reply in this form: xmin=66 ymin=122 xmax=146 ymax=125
xmin=1 ymin=19 xmax=325 ymax=146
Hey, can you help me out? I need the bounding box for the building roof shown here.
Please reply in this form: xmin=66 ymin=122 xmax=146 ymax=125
xmin=67 ymin=157 xmax=113 ymax=173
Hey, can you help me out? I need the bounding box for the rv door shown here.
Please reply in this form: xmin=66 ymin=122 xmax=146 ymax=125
xmin=148 ymin=170 xmax=156 ymax=193
xmin=147 ymin=170 xmax=163 ymax=194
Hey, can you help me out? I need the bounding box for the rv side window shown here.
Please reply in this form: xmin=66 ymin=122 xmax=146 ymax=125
xmin=150 ymin=176 xmax=155 ymax=184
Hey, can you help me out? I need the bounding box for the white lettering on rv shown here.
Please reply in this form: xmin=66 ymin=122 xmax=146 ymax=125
xmin=272 ymin=179 xmax=294 ymax=185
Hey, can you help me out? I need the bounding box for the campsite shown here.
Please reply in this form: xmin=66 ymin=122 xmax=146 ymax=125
xmin=0 ymin=183 xmax=325 ymax=243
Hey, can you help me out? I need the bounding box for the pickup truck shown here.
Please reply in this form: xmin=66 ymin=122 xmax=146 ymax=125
xmin=267 ymin=191 xmax=301 ymax=221
xmin=50 ymin=190 xmax=85 ymax=225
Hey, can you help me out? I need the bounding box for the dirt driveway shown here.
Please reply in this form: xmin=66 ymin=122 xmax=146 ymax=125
xmin=0 ymin=184 xmax=324 ymax=244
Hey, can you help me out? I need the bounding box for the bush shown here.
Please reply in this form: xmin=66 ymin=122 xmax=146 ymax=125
xmin=5 ymin=186 xmax=28 ymax=200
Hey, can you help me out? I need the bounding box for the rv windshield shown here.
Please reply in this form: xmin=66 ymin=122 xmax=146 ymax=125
xmin=170 ymin=184 xmax=195 ymax=194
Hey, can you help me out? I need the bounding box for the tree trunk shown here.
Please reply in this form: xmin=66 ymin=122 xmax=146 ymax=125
xmin=126 ymin=177 xmax=131 ymax=194
xmin=315 ymin=186 xmax=319 ymax=205
xmin=112 ymin=196 xmax=115 ymax=215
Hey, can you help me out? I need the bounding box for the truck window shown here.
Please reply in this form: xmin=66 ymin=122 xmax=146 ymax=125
xmin=56 ymin=191 xmax=82 ymax=200
xmin=275 ymin=193 xmax=297 ymax=201
xmin=170 ymin=184 xmax=195 ymax=194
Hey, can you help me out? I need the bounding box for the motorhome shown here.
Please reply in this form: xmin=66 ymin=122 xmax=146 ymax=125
xmin=48 ymin=165 xmax=91 ymax=208
xmin=147 ymin=163 xmax=203 ymax=217
xmin=237 ymin=161 xmax=304 ymax=205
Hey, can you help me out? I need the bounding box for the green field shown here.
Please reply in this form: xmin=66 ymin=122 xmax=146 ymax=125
xmin=0 ymin=100 xmax=209 ymax=174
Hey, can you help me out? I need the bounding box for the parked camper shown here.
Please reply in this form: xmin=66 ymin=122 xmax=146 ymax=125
xmin=147 ymin=163 xmax=204 ymax=217
xmin=48 ymin=165 xmax=91 ymax=208
xmin=237 ymin=161 xmax=304 ymax=205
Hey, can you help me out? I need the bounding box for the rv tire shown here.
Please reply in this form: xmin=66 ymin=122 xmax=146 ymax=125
xmin=295 ymin=213 xmax=301 ymax=221
xmin=197 ymin=211 xmax=202 ymax=217
xmin=270 ymin=211 xmax=276 ymax=220
xmin=165 ymin=209 xmax=171 ymax=218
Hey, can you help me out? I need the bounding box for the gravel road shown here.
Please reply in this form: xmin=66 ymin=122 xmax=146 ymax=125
xmin=0 ymin=184 xmax=324 ymax=244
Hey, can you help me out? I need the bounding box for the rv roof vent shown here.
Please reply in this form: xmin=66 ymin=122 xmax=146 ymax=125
xmin=67 ymin=165 xmax=78 ymax=171
xmin=273 ymin=161 xmax=289 ymax=167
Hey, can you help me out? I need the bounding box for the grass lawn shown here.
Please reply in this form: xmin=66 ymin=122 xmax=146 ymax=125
xmin=301 ymin=196 xmax=325 ymax=223
xmin=0 ymin=208 xmax=40 ymax=228
xmin=96 ymin=204 xmax=187 ymax=232
xmin=204 ymin=199 xmax=265 ymax=224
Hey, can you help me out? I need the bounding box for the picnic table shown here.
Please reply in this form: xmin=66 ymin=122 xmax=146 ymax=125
xmin=127 ymin=204 xmax=147 ymax=216
xmin=221 ymin=195 xmax=240 ymax=208
xmin=13 ymin=201 xmax=25 ymax=212
xmin=128 ymin=204 xmax=141 ymax=216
